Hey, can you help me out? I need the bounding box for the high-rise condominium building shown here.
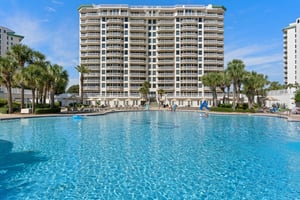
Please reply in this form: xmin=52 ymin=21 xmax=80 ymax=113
xmin=78 ymin=4 xmax=225 ymax=107
xmin=0 ymin=26 xmax=24 ymax=56
xmin=283 ymin=18 xmax=300 ymax=85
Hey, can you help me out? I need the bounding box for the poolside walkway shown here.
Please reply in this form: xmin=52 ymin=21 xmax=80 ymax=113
xmin=0 ymin=108 xmax=300 ymax=122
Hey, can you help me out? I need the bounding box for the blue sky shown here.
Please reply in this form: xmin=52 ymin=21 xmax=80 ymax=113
xmin=0 ymin=0 xmax=299 ymax=88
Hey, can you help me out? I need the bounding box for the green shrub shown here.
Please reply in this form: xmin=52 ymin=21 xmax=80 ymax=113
xmin=218 ymin=103 xmax=232 ymax=108
xmin=210 ymin=106 xmax=255 ymax=113
xmin=0 ymin=107 xmax=8 ymax=114
xmin=35 ymin=104 xmax=51 ymax=108
xmin=35 ymin=107 xmax=61 ymax=114
xmin=0 ymin=98 xmax=8 ymax=107
xmin=295 ymin=90 xmax=300 ymax=102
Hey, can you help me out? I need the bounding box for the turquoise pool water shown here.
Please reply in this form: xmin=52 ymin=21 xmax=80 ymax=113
xmin=1 ymin=111 xmax=300 ymax=199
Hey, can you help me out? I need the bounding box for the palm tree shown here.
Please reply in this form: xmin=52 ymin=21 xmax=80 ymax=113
xmin=202 ymin=72 xmax=223 ymax=106
xmin=31 ymin=51 xmax=48 ymax=104
xmin=0 ymin=56 xmax=18 ymax=113
xmin=157 ymin=88 xmax=165 ymax=105
xmin=75 ymin=65 xmax=90 ymax=104
xmin=267 ymin=81 xmax=285 ymax=91
xmin=48 ymin=64 xmax=69 ymax=108
xmin=139 ymin=81 xmax=150 ymax=102
xmin=226 ymin=59 xmax=246 ymax=110
xmin=218 ymin=71 xmax=231 ymax=104
xmin=8 ymin=44 xmax=33 ymax=108
xmin=22 ymin=64 xmax=44 ymax=113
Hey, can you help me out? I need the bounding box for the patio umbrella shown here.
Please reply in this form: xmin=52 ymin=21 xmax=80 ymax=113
xmin=264 ymin=96 xmax=279 ymax=101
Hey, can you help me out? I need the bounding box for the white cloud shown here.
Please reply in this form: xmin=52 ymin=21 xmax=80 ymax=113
xmin=45 ymin=6 xmax=56 ymax=12
xmin=224 ymin=44 xmax=284 ymax=83
xmin=3 ymin=14 xmax=51 ymax=47
xmin=3 ymin=10 xmax=79 ymax=86
xmin=52 ymin=0 xmax=64 ymax=5
xmin=243 ymin=53 xmax=282 ymax=67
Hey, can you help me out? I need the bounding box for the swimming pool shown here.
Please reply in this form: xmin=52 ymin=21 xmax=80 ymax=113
xmin=1 ymin=111 xmax=300 ymax=199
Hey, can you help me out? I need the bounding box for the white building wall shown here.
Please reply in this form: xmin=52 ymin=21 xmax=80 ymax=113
xmin=0 ymin=26 xmax=24 ymax=56
xmin=266 ymin=88 xmax=297 ymax=109
xmin=283 ymin=18 xmax=300 ymax=84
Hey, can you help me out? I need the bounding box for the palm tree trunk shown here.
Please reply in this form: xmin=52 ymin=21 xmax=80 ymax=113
xmin=21 ymin=85 xmax=25 ymax=108
xmin=6 ymin=82 xmax=13 ymax=114
xmin=31 ymin=89 xmax=35 ymax=114
xmin=232 ymin=83 xmax=237 ymax=110
xmin=50 ymin=86 xmax=55 ymax=108
xmin=80 ymin=75 xmax=84 ymax=104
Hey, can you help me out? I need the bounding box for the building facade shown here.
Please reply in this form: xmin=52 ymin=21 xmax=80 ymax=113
xmin=283 ymin=18 xmax=300 ymax=85
xmin=78 ymin=4 xmax=225 ymax=107
xmin=0 ymin=26 xmax=24 ymax=57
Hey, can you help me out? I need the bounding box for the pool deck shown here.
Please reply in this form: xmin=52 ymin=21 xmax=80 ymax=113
xmin=0 ymin=107 xmax=300 ymax=122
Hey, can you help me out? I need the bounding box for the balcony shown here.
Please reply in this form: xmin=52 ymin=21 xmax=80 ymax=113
xmin=157 ymin=20 xmax=174 ymax=25
xmin=181 ymin=19 xmax=198 ymax=24
xmin=157 ymin=73 xmax=174 ymax=77
xmin=107 ymin=19 xmax=123 ymax=23
xmin=106 ymin=25 xmax=123 ymax=30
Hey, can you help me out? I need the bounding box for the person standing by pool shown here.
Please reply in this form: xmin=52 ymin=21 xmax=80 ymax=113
xmin=172 ymin=104 xmax=177 ymax=111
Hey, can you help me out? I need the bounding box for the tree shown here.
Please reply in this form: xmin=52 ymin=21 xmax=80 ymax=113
xmin=218 ymin=71 xmax=231 ymax=104
xmin=22 ymin=64 xmax=44 ymax=113
xmin=0 ymin=56 xmax=18 ymax=113
xmin=48 ymin=64 xmax=69 ymax=108
xmin=139 ymin=81 xmax=150 ymax=101
xmin=30 ymin=51 xmax=48 ymax=104
xmin=267 ymin=81 xmax=285 ymax=91
xmin=226 ymin=59 xmax=246 ymax=110
xmin=202 ymin=72 xmax=223 ymax=106
xmin=243 ymin=71 xmax=268 ymax=109
xmin=75 ymin=65 xmax=90 ymax=104
xmin=8 ymin=44 xmax=33 ymax=108
xmin=295 ymin=90 xmax=300 ymax=103
xmin=67 ymin=85 xmax=79 ymax=94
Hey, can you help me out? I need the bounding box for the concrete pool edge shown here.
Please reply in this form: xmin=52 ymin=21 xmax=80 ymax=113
xmin=0 ymin=108 xmax=300 ymax=122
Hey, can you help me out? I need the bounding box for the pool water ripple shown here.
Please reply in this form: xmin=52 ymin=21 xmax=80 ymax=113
xmin=0 ymin=111 xmax=300 ymax=199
